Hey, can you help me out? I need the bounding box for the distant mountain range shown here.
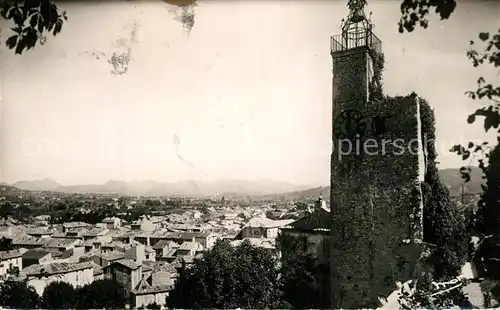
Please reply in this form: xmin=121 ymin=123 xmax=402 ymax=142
xmin=10 ymin=178 xmax=312 ymax=197
xmin=260 ymin=167 xmax=485 ymax=201
xmin=7 ymin=167 xmax=484 ymax=198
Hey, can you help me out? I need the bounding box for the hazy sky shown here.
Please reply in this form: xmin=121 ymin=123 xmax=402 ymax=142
xmin=1 ymin=0 xmax=499 ymax=186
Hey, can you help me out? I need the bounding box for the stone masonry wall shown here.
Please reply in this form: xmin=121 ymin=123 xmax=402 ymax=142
xmin=331 ymin=47 xmax=369 ymax=128
xmin=330 ymin=47 xmax=424 ymax=308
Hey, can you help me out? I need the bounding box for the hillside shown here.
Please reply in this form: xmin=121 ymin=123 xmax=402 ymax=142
xmin=6 ymin=167 xmax=484 ymax=199
xmin=13 ymin=178 xmax=62 ymax=191
xmin=260 ymin=167 xmax=485 ymax=201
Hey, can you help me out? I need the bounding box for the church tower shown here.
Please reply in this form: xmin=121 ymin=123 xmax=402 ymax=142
xmin=329 ymin=0 xmax=425 ymax=308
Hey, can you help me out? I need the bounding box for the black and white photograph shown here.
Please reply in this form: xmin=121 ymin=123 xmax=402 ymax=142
xmin=0 ymin=0 xmax=499 ymax=308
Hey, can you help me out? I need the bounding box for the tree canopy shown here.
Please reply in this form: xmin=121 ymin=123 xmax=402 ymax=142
xmin=0 ymin=237 xmax=14 ymax=251
xmin=166 ymin=239 xmax=287 ymax=309
xmin=0 ymin=278 xmax=41 ymax=309
xmin=74 ymin=279 xmax=128 ymax=309
xmin=398 ymin=0 xmax=457 ymax=33
xmin=278 ymin=233 xmax=330 ymax=309
xmin=0 ymin=277 xmax=128 ymax=310
xmin=42 ymin=281 xmax=77 ymax=309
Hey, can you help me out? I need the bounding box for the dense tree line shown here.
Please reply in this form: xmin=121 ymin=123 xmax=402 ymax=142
xmin=0 ymin=278 xmax=127 ymax=309
xmin=166 ymin=236 xmax=331 ymax=309
xmin=167 ymin=239 xmax=289 ymax=309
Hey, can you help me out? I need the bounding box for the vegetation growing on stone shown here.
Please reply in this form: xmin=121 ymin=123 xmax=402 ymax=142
xmin=420 ymin=99 xmax=471 ymax=279
xmin=368 ymin=49 xmax=385 ymax=102
xmin=277 ymin=233 xmax=330 ymax=309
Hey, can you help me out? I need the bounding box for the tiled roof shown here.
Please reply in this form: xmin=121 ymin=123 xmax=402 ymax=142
xmin=179 ymin=232 xmax=201 ymax=240
xmin=167 ymin=241 xmax=180 ymax=248
xmin=50 ymin=231 xmax=67 ymax=238
xmin=283 ymin=207 xmax=332 ymax=231
xmin=145 ymin=261 xmax=177 ymax=274
xmin=247 ymin=217 xmax=295 ymax=228
xmin=123 ymin=231 xmax=141 ymax=238
xmin=21 ymin=261 xmax=94 ymax=277
xmin=26 ymin=228 xmax=53 ymax=235
xmin=63 ymin=222 xmax=89 ymax=228
xmin=105 ymin=229 xmax=129 ymax=238
xmin=164 ymin=249 xmax=177 ymax=258
xmin=42 ymin=238 xmax=80 ymax=248
xmin=22 ymin=249 xmax=51 ymax=260
xmin=135 ymin=232 xmax=154 ymax=238
xmin=152 ymin=239 xmax=169 ymax=249
xmin=231 ymin=238 xmax=275 ymax=250
xmin=196 ymin=231 xmax=213 ymax=238
xmin=105 ymin=258 xmax=140 ymax=270
xmin=0 ymin=248 xmax=27 ymax=260
xmin=82 ymin=227 xmax=108 ymax=237
xmin=132 ymin=282 xmax=172 ymax=295
xmin=101 ymin=240 xmax=125 ymax=248
xmin=82 ymin=238 xmax=97 ymax=247
xmin=12 ymin=235 xmax=43 ymax=244
xmin=99 ymin=251 xmax=125 ymax=262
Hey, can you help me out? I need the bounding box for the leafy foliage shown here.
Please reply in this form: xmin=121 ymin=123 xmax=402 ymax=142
xmin=0 ymin=237 xmax=14 ymax=251
xmin=398 ymin=0 xmax=457 ymax=33
xmin=74 ymin=279 xmax=128 ymax=309
xmin=166 ymin=239 xmax=287 ymax=309
xmin=398 ymin=273 xmax=471 ymax=309
xmin=278 ymin=233 xmax=330 ymax=309
xmin=0 ymin=274 xmax=42 ymax=309
xmin=0 ymin=0 xmax=67 ymax=54
xmin=449 ymin=29 xmax=500 ymax=287
xmin=399 ymin=0 xmax=500 ymax=307
xmin=368 ymin=49 xmax=385 ymax=102
xmin=450 ymin=29 xmax=500 ymax=230
xmin=475 ymin=144 xmax=500 ymax=237
xmin=1 ymin=277 xmax=127 ymax=310
xmin=417 ymin=99 xmax=471 ymax=279
xmin=42 ymin=281 xmax=76 ymax=309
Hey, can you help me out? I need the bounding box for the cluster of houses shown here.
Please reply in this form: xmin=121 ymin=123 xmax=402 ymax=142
xmin=0 ymin=200 xmax=333 ymax=308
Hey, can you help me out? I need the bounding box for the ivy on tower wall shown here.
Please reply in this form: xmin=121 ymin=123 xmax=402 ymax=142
xmin=330 ymin=43 xmax=470 ymax=307
xmin=368 ymin=49 xmax=385 ymax=102
xmin=330 ymin=45 xmax=424 ymax=307
xmin=419 ymin=99 xmax=470 ymax=279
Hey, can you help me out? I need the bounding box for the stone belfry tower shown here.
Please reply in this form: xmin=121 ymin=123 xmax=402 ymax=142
xmin=330 ymin=0 xmax=380 ymax=117
xmin=329 ymin=0 xmax=425 ymax=308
